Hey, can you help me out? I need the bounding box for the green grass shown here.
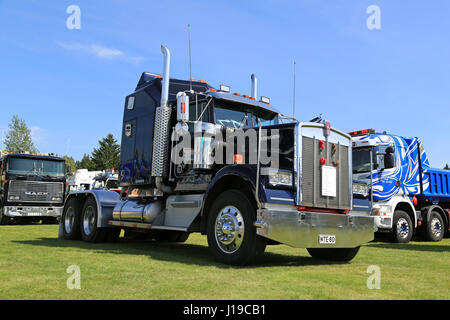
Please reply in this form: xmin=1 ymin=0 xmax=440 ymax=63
xmin=0 ymin=224 xmax=448 ymax=299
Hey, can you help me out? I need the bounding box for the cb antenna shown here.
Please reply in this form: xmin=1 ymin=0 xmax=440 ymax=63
xmin=188 ymin=24 xmax=193 ymax=92
xmin=292 ymin=61 xmax=296 ymax=118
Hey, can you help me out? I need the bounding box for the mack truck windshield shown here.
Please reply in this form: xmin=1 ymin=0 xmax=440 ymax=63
xmin=0 ymin=153 xmax=66 ymax=225
xmin=59 ymin=44 xmax=374 ymax=265
xmin=350 ymin=129 xmax=450 ymax=243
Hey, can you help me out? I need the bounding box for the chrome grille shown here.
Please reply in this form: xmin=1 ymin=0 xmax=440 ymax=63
xmin=300 ymin=132 xmax=351 ymax=210
xmin=8 ymin=181 xmax=64 ymax=203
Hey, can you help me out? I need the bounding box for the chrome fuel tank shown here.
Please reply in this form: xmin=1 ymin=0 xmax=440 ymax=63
xmin=112 ymin=200 xmax=163 ymax=223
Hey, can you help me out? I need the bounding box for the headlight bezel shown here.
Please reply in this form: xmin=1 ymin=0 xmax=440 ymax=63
xmin=264 ymin=168 xmax=294 ymax=188
xmin=352 ymin=182 xmax=368 ymax=197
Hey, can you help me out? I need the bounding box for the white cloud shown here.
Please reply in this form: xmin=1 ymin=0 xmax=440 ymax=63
xmin=57 ymin=42 xmax=144 ymax=63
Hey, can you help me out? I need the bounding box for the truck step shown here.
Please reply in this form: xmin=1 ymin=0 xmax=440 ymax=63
xmin=108 ymin=220 xmax=188 ymax=232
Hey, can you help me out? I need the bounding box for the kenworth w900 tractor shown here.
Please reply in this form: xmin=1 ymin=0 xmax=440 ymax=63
xmin=59 ymin=44 xmax=374 ymax=265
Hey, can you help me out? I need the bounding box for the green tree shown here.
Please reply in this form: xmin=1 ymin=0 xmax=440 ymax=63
xmin=76 ymin=153 xmax=94 ymax=170
xmin=3 ymin=115 xmax=38 ymax=153
xmin=63 ymin=155 xmax=77 ymax=175
xmin=90 ymin=134 xmax=120 ymax=171
xmin=445 ymin=164 xmax=450 ymax=170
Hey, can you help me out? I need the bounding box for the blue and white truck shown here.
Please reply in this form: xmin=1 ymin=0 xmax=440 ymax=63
xmin=350 ymin=129 xmax=450 ymax=243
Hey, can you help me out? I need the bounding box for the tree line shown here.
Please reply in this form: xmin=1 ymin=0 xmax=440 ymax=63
xmin=2 ymin=115 xmax=120 ymax=174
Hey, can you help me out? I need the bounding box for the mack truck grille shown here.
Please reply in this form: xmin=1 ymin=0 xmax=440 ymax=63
xmin=300 ymin=135 xmax=351 ymax=210
xmin=8 ymin=181 xmax=64 ymax=203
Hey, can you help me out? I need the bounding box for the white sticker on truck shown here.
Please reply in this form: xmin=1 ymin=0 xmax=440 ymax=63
xmin=321 ymin=165 xmax=337 ymax=197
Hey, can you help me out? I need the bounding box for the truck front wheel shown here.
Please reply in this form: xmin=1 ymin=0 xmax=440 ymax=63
xmin=424 ymin=211 xmax=444 ymax=242
xmin=206 ymin=189 xmax=266 ymax=265
xmin=392 ymin=210 xmax=413 ymax=243
xmin=80 ymin=197 xmax=107 ymax=243
xmin=307 ymin=247 xmax=360 ymax=262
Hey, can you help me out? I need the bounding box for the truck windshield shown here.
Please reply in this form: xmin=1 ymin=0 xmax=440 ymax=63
xmin=215 ymin=106 xmax=252 ymax=129
xmin=352 ymin=148 xmax=375 ymax=174
xmin=7 ymin=157 xmax=65 ymax=177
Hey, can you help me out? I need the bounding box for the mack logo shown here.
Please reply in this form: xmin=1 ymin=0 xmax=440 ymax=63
xmin=24 ymin=191 xmax=49 ymax=196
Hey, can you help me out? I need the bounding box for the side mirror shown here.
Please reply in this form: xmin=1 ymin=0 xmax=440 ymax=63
xmin=384 ymin=147 xmax=395 ymax=169
xmin=66 ymin=165 xmax=71 ymax=174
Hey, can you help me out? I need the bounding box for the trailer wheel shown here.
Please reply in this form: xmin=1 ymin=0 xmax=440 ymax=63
xmin=307 ymin=247 xmax=360 ymax=262
xmin=424 ymin=211 xmax=444 ymax=242
xmin=62 ymin=198 xmax=82 ymax=240
xmin=206 ymin=189 xmax=265 ymax=265
xmin=80 ymin=197 xmax=107 ymax=243
xmin=392 ymin=210 xmax=413 ymax=243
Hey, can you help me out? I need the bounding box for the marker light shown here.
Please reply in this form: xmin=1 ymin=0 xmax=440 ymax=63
xmin=219 ymin=84 xmax=230 ymax=93
xmin=260 ymin=96 xmax=270 ymax=104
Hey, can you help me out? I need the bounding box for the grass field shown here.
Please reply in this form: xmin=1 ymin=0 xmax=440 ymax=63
xmin=0 ymin=224 xmax=448 ymax=300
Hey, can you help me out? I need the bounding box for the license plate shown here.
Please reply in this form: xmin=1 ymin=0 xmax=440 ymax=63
xmin=319 ymin=234 xmax=336 ymax=244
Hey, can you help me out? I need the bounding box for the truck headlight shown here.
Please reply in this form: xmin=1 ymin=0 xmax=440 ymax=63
xmin=352 ymin=182 xmax=368 ymax=197
xmin=266 ymin=169 xmax=293 ymax=187
xmin=52 ymin=197 xmax=62 ymax=202
xmin=8 ymin=195 xmax=20 ymax=201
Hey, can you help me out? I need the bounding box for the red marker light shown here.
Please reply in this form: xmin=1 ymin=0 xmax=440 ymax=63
xmin=319 ymin=140 xmax=325 ymax=150
xmin=412 ymin=196 xmax=418 ymax=206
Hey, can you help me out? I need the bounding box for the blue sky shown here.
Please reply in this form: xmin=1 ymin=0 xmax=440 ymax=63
xmin=0 ymin=0 xmax=449 ymax=167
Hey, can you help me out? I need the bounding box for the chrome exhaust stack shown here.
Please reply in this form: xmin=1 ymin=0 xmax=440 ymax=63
xmin=251 ymin=73 xmax=257 ymax=99
xmin=151 ymin=44 xmax=173 ymax=193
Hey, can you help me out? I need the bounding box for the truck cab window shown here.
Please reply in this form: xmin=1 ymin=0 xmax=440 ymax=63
xmin=377 ymin=145 xmax=395 ymax=170
xmin=352 ymin=147 xmax=376 ymax=174
xmin=189 ymin=101 xmax=210 ymax=123
xmin=214 ymin=106 xmax=252 ymax=129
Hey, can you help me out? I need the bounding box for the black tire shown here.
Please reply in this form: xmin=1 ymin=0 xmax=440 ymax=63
xmin=62 ymin=198 xmax=82 ymax=240
xmin=424 ymin=211 xmax=445 ymax=242
xmin=392 ymin=210 xmax=413 ymax=243
xmin=206 ymin=189 xmax=265 ymax=265
xmin=307 ymin=246 xmax=360 ymax=262
xmin=80 ymin=197 xmax=107 ymax=243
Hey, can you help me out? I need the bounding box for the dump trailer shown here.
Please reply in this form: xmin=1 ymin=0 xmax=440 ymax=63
xmin=60 ymin=44 xmax=374 ymax=265
xmin=351 ymin=129 xmax=450 ymax=243
xmin=0 ymin=152 xmax=66 ymax=225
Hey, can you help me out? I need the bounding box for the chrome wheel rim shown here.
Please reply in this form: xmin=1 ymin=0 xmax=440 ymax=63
xmin=430 ymin=217 xmax=442 ymax=238
xmin=64 ymin=207 xmax=74 ymax=234
xmin=215 ymin=206 xmax=245 ymax=254
xmin=83 ymin=206 xmax=95 ymax=236
xmin=397 ymin=218 xmax=410 ymax=238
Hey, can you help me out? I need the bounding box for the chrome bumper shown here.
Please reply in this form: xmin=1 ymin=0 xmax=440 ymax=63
xmin=3 ymin=206 xmax=63 ymax=217
xmin=256 ymin=204 xmax=375 ymax=248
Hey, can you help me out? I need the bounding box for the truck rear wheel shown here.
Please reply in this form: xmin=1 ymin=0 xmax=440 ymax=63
xmin=80 ymin=197 xmax=107 ymax=243
xmin=424 ymin=211 xmax=444 ymax=242
xmin=392 ymin=210 xmax=413 ymax=243
xmin=307 ymin=247 xmax=360 ymax=261
xmin=206 ymin=189 xmax=266 ymax=265
xmin=62 ymin=198 xmax=82 ymax=240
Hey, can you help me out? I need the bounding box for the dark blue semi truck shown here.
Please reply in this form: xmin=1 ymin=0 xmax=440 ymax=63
xmin=60 ymin=45 xmax=374 ymax=265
